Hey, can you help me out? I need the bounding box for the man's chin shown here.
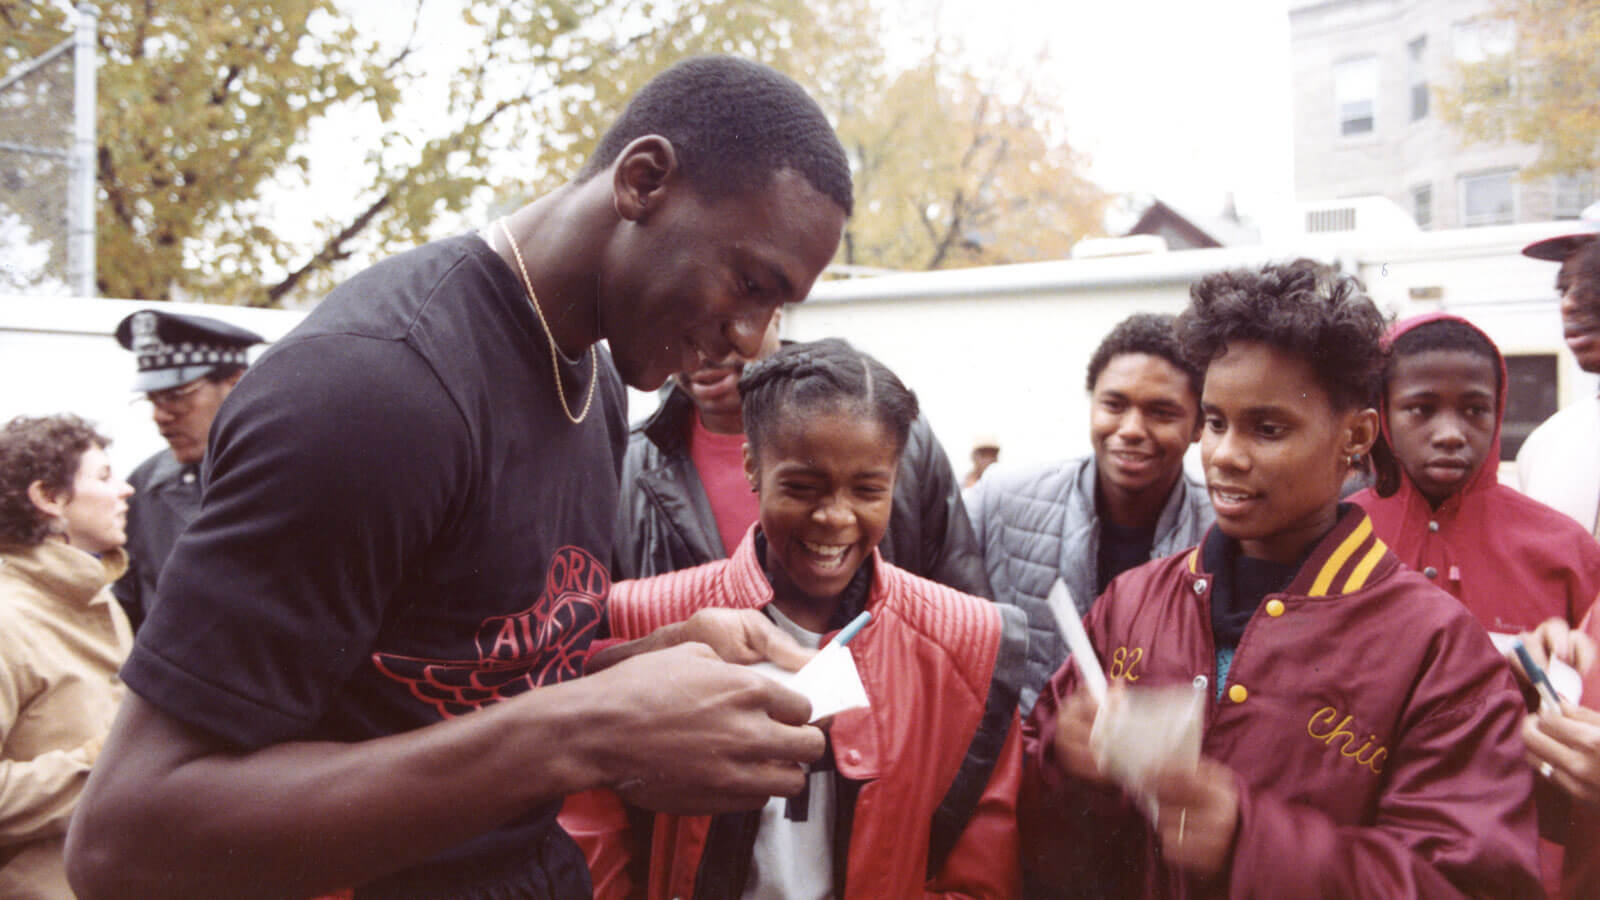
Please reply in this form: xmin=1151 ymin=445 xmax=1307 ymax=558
xmin=616 ymin=356 xmax=671 ymax=393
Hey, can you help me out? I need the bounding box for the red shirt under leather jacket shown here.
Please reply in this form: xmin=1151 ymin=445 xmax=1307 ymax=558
xmin=561 ymin=526 xmax=1027 ymax=900
xmin=1021 ymin=506 xmax=1541 ymax=899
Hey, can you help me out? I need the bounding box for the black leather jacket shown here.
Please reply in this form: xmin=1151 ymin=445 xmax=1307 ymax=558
xmin=612 ymin=384 xmax=992 ymax=598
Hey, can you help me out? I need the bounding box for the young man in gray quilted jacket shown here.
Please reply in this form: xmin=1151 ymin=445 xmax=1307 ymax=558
xmin=967 ymin=313 xmax=1213 ymax=712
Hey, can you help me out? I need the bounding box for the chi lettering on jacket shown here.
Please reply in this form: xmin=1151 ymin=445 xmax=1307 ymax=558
xmin=1108 ymin=645 xmax=1144 ymax=682
xmin=1306 ymin=706 xmax=1389 ymax=774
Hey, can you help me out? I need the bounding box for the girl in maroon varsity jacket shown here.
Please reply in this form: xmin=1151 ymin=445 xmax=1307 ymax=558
xmin=562 ymin=339 xmax=1028 ymax=900
xmin=1020 ymin=262 xmax=1541 ymax=899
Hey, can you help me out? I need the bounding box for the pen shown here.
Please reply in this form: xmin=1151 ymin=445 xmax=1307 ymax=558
xmin=828 ymin=611 xmax=872 ymax=649
xmin=1512 ymin=639 xmax=1565 ymax=711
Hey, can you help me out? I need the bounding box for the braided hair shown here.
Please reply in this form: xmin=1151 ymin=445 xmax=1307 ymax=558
xmin=579 ymin=55 xmax=853 ymax=215
xmin=739 ymin=338 xmax=919 ymax=459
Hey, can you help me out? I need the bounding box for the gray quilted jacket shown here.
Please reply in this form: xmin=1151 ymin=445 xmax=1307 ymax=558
xmin=966 ymin=455 xmax=1213 ymax=713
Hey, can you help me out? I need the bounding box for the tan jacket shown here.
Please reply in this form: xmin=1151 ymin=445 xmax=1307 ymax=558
xmin=0 ymin=541 xmax=131 ymax=900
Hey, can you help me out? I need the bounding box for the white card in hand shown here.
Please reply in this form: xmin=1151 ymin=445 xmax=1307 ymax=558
xmin=744 ymin=642 xmax=870 ymax=722
xmin=1090 ymin=683 xmax=1205 ymax=799
xmin=1489 ymin=631 xmax=1586 ymax=704
xmin=1549 ymin=657 xmax=1584 ymax=705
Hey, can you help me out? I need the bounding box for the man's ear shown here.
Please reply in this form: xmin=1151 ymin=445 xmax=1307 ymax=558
xmin=26 ymin=479 xmax=66 ymax=519
xmin=612 ymin=136 xmax=679 ymax=224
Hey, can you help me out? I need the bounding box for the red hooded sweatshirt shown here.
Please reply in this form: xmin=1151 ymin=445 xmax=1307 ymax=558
xmin=1352 ymin=312 xmax=1600 ymax=896
xmin=1352 ymin=312 xmax=1600 ymax=638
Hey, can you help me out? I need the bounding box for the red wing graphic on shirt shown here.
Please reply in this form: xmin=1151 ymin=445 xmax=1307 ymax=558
xmin=371 ymin=545 xmax=608 ymax=719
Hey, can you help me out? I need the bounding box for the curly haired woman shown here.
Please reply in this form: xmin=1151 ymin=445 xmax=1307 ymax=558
xmin=0 ymin=414 xmax=133 ymax=899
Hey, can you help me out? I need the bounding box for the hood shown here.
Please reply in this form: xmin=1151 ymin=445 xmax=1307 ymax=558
xmin=1380 ymin=312 xmax=1507 ymax=502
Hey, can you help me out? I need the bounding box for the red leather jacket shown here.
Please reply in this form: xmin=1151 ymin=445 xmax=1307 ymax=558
xmin=561 ymin=528 xmax=1025 ymax=899
xmin=1021 ymin=506 xmax=1541 ymax=899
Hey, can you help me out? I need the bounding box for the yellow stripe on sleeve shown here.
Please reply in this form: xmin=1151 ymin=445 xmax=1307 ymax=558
xmin=1341 ymin=538 xmax=1387 ymax=593
xmin=1309 ymin=517 xmax=1373 ymax=597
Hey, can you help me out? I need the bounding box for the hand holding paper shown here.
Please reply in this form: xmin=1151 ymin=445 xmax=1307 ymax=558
xmin=744 ymin=612 xmax=872 ymax=723
xmin=1046 ymin=579 xmax=1107 ymax=703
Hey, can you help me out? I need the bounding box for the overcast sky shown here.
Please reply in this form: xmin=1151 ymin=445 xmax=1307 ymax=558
xmin=325 ymin=0 xmax=1296 ymax=237
xmin=940 ymin=0 xmax=1296 ymax=228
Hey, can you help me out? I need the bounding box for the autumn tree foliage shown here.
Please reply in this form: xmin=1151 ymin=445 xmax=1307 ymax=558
xmin=1438 ymin=0 xmax=1600 ymax=180
xmin=3 ymin=0 xmax=1105 ymax=305
xmin=837 ymin=54 xmax=1106 ymax=271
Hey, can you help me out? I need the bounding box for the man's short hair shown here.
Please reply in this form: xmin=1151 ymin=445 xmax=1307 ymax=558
xmin=1084 ymin=312 xmax=1202 ymax=400
xmin=578 ymin=55 xmax=853 ymax=216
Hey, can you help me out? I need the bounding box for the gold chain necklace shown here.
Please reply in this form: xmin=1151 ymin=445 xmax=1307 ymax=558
xmin=495 ymin=218 xmax=597 ymax=425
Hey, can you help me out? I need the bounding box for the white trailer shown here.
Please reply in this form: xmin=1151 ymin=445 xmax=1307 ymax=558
xmin=788 ymin=219 xmax=1593 ymax=474
xmin=0 ymin=296 xmax=304 ymax=476
xmin=1 ymin=217 xmax=1588 ymax=480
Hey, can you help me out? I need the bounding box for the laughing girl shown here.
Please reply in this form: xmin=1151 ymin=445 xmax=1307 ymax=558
xmin=565 ymin=338 xmax=1026 ymax=899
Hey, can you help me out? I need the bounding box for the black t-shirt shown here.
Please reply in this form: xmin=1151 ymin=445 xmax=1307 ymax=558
xmin=1095 ymin=518 xmax=1157 ymax=596
xmin=122 ymin=233 xmax=627 ymax=895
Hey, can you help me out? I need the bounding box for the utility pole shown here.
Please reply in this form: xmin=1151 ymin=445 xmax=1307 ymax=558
xmin=70 ymin=2 xmax=97 ymax=297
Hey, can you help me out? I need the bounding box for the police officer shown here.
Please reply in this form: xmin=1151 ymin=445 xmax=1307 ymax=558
xmin=112 ymin=309 xmax=263 ymax=631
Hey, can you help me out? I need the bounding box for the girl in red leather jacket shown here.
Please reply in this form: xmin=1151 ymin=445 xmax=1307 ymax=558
xmin=1021 ymin=261 xmax=1540 ymax=899
xmin=563 ymin=338 xmax=1026 ymax=899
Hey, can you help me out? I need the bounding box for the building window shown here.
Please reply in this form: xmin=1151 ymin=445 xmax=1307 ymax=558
xmin=1453 ymin=19 xmax=1513 ymax=101
xmin=1412 ymin=183 xmax=1433 ymax=229
xmin=1502 ymin=354 xmax=1558 ymax=460
xmin=1407 ymin=36 xmax=1428 ymax=121
xmin=1554 ymin=173 xmax=1595 ymax=219
xmin=1334 ymin=56 xmax=1378 ymax=136
xmin=1460 ymin=170 xmax=1516 ymax=226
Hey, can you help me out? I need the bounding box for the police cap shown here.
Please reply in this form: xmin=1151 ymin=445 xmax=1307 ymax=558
xmin=115 ymin=309 xmax=265 ymax=392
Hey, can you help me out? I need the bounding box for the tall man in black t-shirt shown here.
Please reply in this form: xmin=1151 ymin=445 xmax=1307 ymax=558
xmin=68 ymin=56 xmax=851 ymax=900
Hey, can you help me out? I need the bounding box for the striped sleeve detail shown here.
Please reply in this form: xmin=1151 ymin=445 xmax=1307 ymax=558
xmin=1342 ymin=538 xmax=1387 ymax=593
xmin=1305 ymin=518 xmax=1389 ymax=597
xmin=607 ymin=564 xmax=732 ymax=639
xmin=880 ymin=568 xmax=1004 ymax=704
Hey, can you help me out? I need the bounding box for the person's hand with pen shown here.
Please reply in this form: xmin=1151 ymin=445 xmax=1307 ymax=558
xmin=1511 ymin=617 xmax=1600 ymax=808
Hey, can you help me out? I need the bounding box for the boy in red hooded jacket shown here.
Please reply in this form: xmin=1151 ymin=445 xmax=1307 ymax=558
xmin=1352 ymin=313 xmax=1600 ymax=638
xmin=1352 ymin=312 xmax=1600 ymax=894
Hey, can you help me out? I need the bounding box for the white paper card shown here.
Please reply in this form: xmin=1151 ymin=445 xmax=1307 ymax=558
xmin=1490 ymin=631 xmax=1586 ymax=704
xmin=1489 ymin=631 xmax=1521 ymax=655
xmin=1550 ymin=658 xmax=1585 ymax=705
xmin=744 ymin=642 xmax=870 ymax=722
xmin=1046 ymin=579 xmax=1107 ymax=703
xmin=1090 ymin=683 xmax=1205 ymax=802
